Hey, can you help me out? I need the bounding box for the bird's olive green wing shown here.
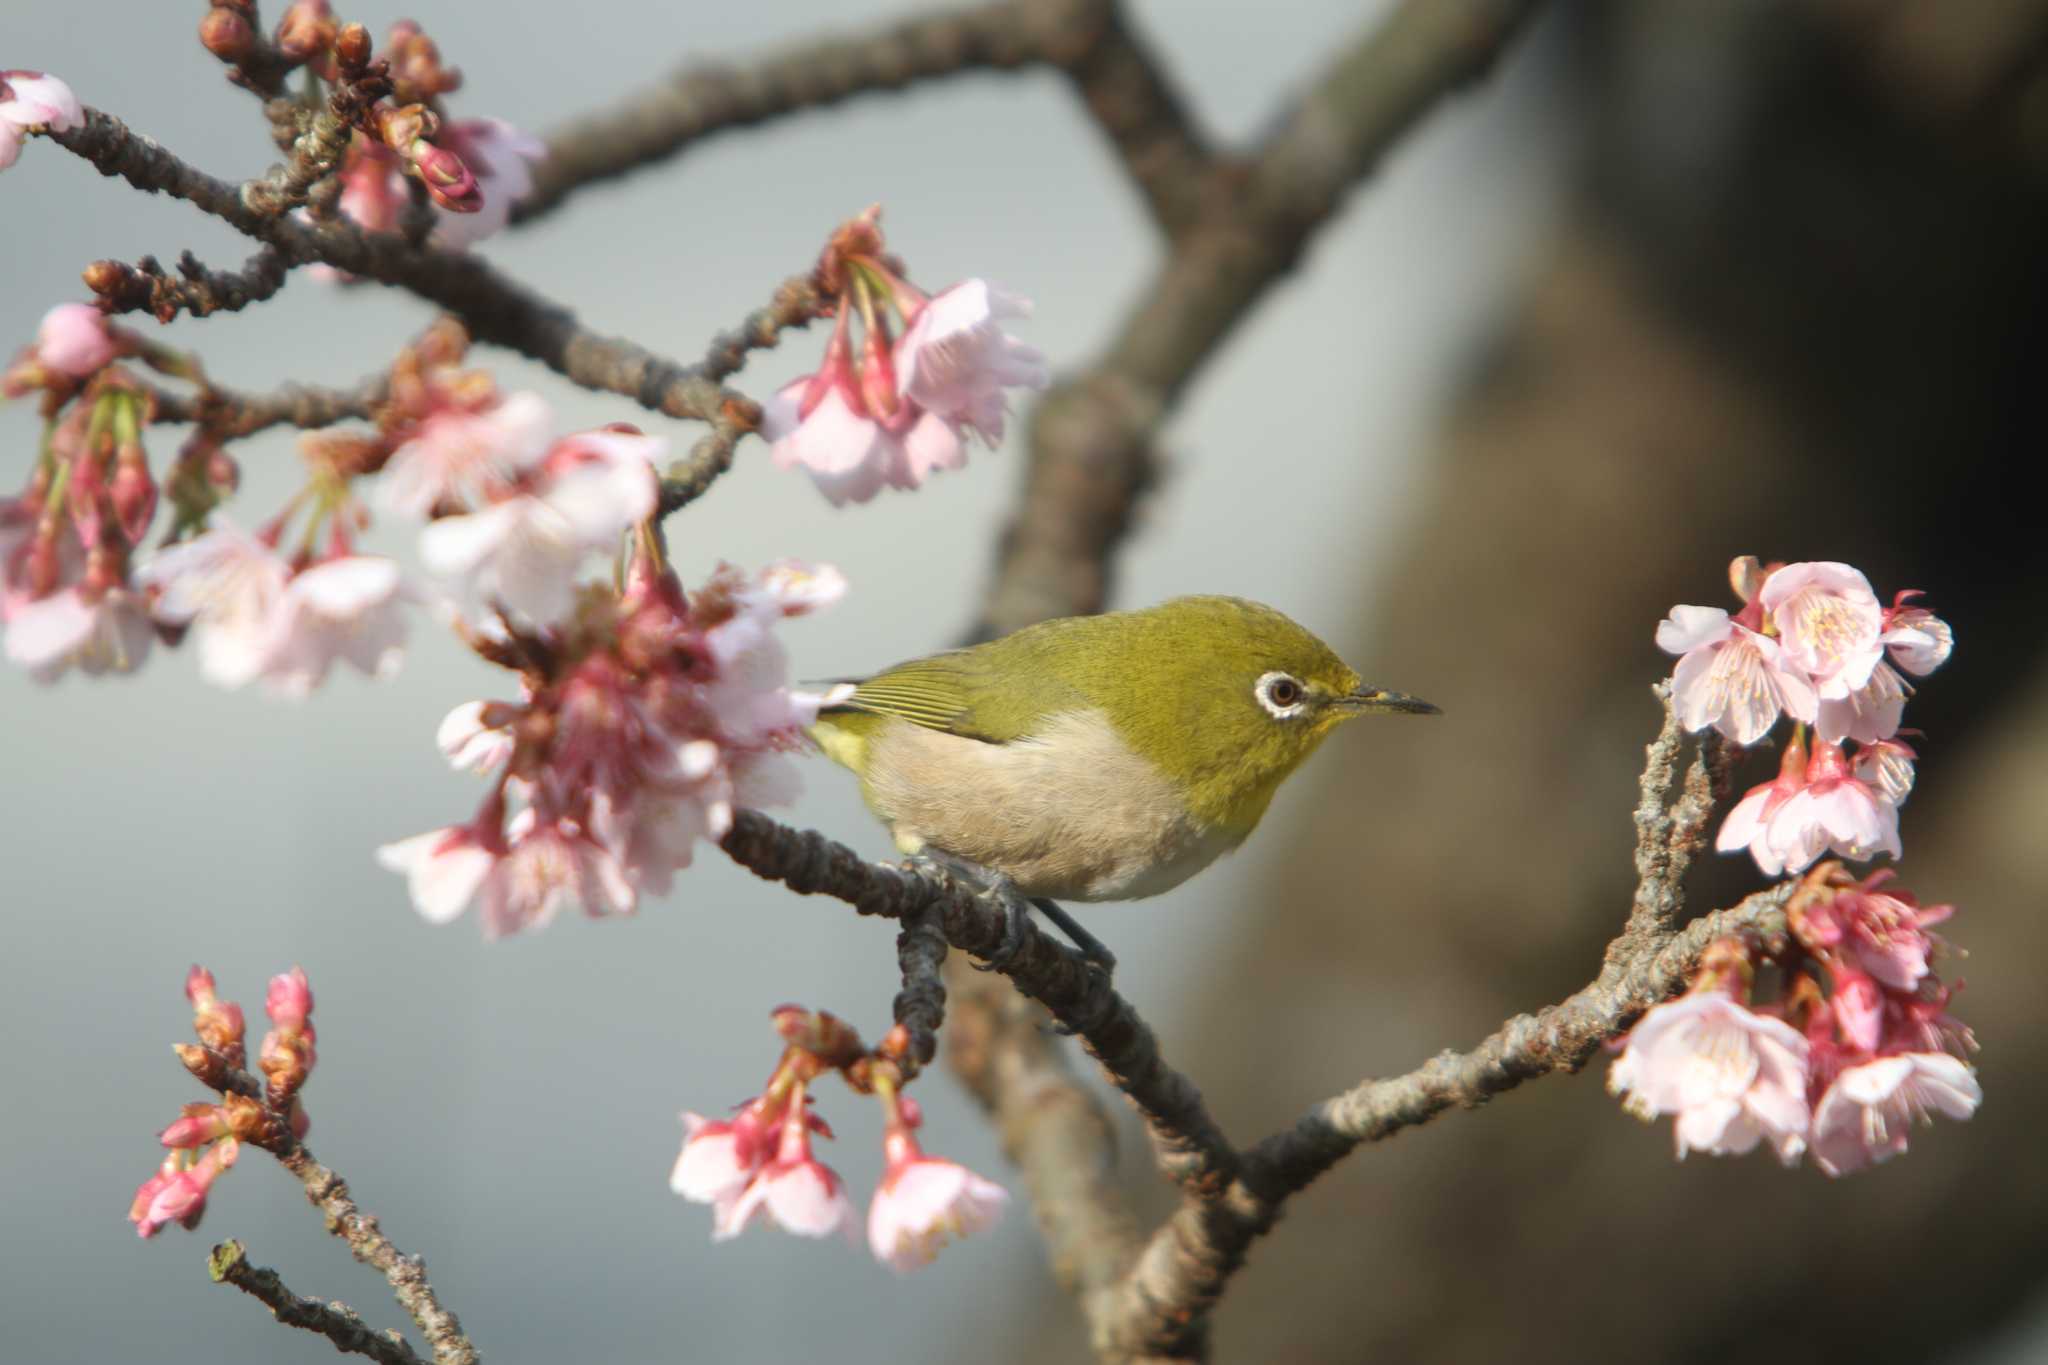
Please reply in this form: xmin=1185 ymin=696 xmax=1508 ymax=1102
xmin=815 ymin=642 xmax=1088 ymax=748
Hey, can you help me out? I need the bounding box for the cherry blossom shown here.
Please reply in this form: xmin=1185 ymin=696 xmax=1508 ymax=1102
xmin=1656 ymin=602 xmax=1816 ymax=744
xmin=374 ymin=825 xmax=500 ymax=925
xmin=379 ymin=389 xmax=554 ymax=518
xmin=417 ymin=429 xmax=658 ymax=623
xmin=3 ymin=582 xmax=153 ymax=681
xmin=1759 ymin=561 xmax=1885 ymax=701
xmin=263 ymin=556 xmax=412 ymax=695
xmin=1882 ymin=596 xmax=1953 ymax=676
xmin=671 ymin=1109 xmax=778 ymax=1207
xmin=894 ymin=279 xmax=1048 ymax=442
xmin=718 ymin=1090 xmax=853 ymax=1241
xmin=1715 ymin=729 xmax=1812 ymax=876
xmin=1809 ymin=1052 xmax=1980 ymax=1177
xmin=127 ymin=1139 xmax=239 ymax=1238
xmin=0 ymin=70 xmax=83 ymax=171
xmin=137 ymin=521 xmax=293 ymax=687
xmin=868 ymin=1114 xmax=1006 ymax=1271
xmin=1766 ymin=738 xmax=1900 ymax=871
xmin=1608 ymin=987 xmax=1811 ymax=1164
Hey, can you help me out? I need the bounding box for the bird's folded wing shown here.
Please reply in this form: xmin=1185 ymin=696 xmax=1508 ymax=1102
xmin=816 ymin=653 xmax=1077 ymax=745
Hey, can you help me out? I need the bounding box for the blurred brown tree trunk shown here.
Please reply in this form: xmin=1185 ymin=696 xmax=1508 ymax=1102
xmin=1002 ymin=0 xmax=2048 ymax=1358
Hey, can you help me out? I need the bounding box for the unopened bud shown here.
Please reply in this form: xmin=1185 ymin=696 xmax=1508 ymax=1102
xmin=858 ymin=326 xmax=899 ymax=418
xmin=159 ymin=1103 xmax=231 ymax=1149
xmin=333 ymin=22 xmax=372 ymax=71
xmin=199 ymin=6 xmax=256 ymax=61
xmin=111 ymin=441 xmax=158 ymax=545
xmin=375 ymin=103 xmax=435 ymax=153
xmin=1728 ymin=555 xmax=1765 ymax=604
xmin=265 ymin=966 xmax=314 ymax=1031
xmin=411 ymin=142 xmax=480 ymax=212
xmin=274 ymin=0 xmax=336 ymax=60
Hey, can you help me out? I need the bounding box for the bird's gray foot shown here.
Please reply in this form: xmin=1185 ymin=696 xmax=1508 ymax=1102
xmin=911 ymin=853 xmax=1115 ymax=977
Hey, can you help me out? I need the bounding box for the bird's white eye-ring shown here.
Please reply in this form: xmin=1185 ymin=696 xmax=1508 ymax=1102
xmin=1255 ymin=671 xmax=1308 ymax=719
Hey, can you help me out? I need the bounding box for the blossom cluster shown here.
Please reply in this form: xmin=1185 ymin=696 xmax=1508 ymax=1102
xmin=669 ymin=1008 xmax=1007 ymax=1270
xmin=1610 ymin=868 xmax=1978 ymax=1176
xmin=764 ymin=209 xmax=1047 ymax=504
xmin=129 ymin=967 xmax=315 ymax=1238
xmin=1657 ymin=558 xmax=1951 ymax=876
xmin=377 ymin=553 xmax=842 ymax=937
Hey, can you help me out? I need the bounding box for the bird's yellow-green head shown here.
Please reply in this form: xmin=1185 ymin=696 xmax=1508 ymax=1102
xmin=1079 ymin=596 xmax=1437 ymax=834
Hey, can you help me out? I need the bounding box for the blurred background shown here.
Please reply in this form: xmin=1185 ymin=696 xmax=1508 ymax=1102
xmin=3 ymin=1 xmax=2043 ymax=1362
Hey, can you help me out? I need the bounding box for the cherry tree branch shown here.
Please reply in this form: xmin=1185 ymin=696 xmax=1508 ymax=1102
xmin=208 ymin=1240 xmax=427 ymax=1365
xmin=143 ymin=373 xmax=389 ymax=438
xmin=973 ymin=0 xmax=1545 ymax=638
xmin=514 ymin=0 xmax=1210 ymax=237
xmin=180 ymin=1058 xmax=478 ymax=1365
xmin=86 ymin=246 xmax=289 ymax=321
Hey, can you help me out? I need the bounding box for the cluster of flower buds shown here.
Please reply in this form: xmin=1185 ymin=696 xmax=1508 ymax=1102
xmin=1657 ymin=558 xmax=1951 ymax=875
xmin=763 ymin=208 xmax=1047 ymax=504
xmin=1 ymin=69 xmax=82 ymax=171
xmin=260 ymin=4 xmax=542 ymax=247
xmin=130 ymin=967 xmax=315 ymax=1238
xmin=1 ymin=306 xmax=166 ymax=681
xmin=1610 ymin=864 xmax=1978 ymax=1176
xmin=670 ymin=1007 xmax=1006 ymax=1268
xmin=378 ymin=550 xmax=841 ymax=936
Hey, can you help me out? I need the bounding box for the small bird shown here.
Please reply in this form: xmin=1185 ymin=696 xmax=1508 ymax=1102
xmin=811 ymin=595 xmax=1436 ymax=973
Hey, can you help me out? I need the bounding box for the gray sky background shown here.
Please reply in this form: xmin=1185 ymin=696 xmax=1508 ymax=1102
xmin=1 ymin=4 xmax=1574 ymax=1361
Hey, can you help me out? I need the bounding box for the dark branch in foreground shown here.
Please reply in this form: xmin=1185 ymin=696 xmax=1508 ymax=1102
xmin=209 ymin=1240 xmax=426 ymax=1365
xmin=86 ymin=246 xmax=289 ymax=321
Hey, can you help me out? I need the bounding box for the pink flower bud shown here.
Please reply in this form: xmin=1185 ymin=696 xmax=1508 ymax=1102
xmin=411 ymin=143 xmax=480 ymax=213
xmin=199 ymin=7 xmax=256 ymax=61
xmin=110 ymin=442 xmax=157 ymax=545
xmin=158 ymin=1103 xmax=231 ymax=1149
xmin=273 ymin=0 xmax=335 ymax=60
xmin=35 ymin=303 xmax=116 ymax=378
xmin=265 ymin=966 xmax=313 ymax=1031
xmin=1831 ymin=968 xmax=1883 ymax=1053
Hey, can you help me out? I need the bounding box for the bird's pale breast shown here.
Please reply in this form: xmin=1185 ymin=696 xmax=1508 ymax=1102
xmin=858 ymin=708 xmax=1241 ymax=901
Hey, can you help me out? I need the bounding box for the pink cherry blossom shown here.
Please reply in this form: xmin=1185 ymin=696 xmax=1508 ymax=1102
xmin=1852 ymin=737 xmax=1915 ymax=807
xmin=418 ymin=430 xmax=658 ymax=623
xmin=474 ymin=812 xmax=634 ymax=938
xmin=894 ymin=279 xmax=1048 ymax=442
xmin=34 ymin=303 xmax=116 ymax=377
xmin=128 ymin=1139 xmax=239 ymax=1238
xmin=868 ymin=1127 xmax=1007 ymax=1272
xmin=136 ymin=521 xmax=293 ymax=688
xmin=760 ymin=381 xmax=965 ymax=506
xmin=1766 ymin=739 xmax=1900 ymax=872
xmin=1830 ymin=968 xmax=1883 ymax=1052
xmin=1759 ymin=561 xmax=1885 ymax=701
xmin=1715 ymin=730 xmax=1811 ymax=876
xmin=1 ymin=70 xmax=83 ymax=171
xmin=1608 ymin=990 xmax=1811 ymax=1164
xmin=3 ymin=584 xmax=152 ymax=681
xmin=375 ymin=825 xmax=500 ymax=925
xmin=718 ymin=1096 xmax=853 ymax=1242
xmin=437 ymin=700 xmax=517 ymax=773
xmin=1882 ymin=598 xmax=1952 ymax=676
xmin=379 ymin=389 xmax=554 ymax=518
xmin=671 ymin=1108 xmax=779 ymax=1205
xmin=1656 ymin=603 xmax=1816 ymax=744
xmin=1832 ymin=878 xmax=1947 ymax=991
xmin=1810 ymin=1052 xmax=1980 ymax=1177
xmin=263 ymin=556 xmax=411 ymax=695
xmin=432 ymin=119 xmax=546 ymax=249
xmin=1815 ymin=659 xmax=1907 ymax=745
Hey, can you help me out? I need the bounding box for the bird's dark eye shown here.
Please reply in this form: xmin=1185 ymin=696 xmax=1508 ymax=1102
xmin=1256 ymin=672 xmax=1306 ymax=716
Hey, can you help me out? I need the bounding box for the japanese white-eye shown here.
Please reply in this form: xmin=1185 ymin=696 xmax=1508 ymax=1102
xmin=811 ymin=596 xmax=1435 ymax=964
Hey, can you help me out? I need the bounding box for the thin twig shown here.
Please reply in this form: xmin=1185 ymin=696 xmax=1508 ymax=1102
xmin=209 ymin=1240 xmax=426 ymax=1365
xmin=86 ymin=246 xmax=289 ymax=321
xmin=889 ymin=903 xmax=950 ymax=1078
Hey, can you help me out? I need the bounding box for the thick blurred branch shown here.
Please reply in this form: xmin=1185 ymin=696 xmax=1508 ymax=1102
xmin=144 ymin=373 xmax=389 ymax=437
xmin=974 ymin=0 xmax=1544 ymax=638
xmin=517 ymin=0 xmax=1210 ymax=236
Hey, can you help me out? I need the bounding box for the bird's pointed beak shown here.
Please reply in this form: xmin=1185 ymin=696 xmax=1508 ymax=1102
xmin=1340 ymin=685 xmax=1440 ymax=716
